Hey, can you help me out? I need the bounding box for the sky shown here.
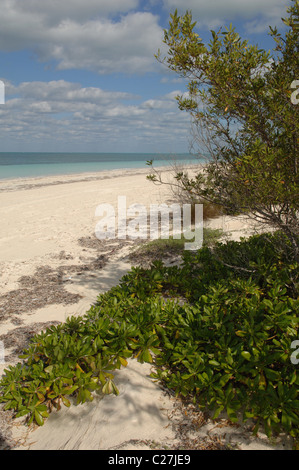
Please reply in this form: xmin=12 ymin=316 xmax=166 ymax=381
xmin=0 ymin=0 xmax=292 ymax=154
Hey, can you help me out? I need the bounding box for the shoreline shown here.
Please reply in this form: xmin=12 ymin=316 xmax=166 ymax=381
xmin=0 ymin=163 xmax=203 ymax=192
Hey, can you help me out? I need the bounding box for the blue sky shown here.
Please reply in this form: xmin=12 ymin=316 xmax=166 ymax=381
xmin=0 ymin=0 xmax=292 ymax=154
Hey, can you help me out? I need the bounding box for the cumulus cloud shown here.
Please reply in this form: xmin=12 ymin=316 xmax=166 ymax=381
xmin=162 ymin=0 xmax=291 ymax=31
xmin=16 ymin=0 xmax=139 ymax=24
xmin=2 ymin=80 xmax=142 ymax=120
xmin=1 ymin=0 xmax=288 ymax=77
xmin=0 ymin=2 xmax=164 ymax=74
xmin=0 ymin=79 xmax=190 ymax=151
xmin=11 ymin=80 xmax=135 ymax=103
xmin=46 ymin=13 xmax=164 ymax=74
xmin=142 ymin=90 xmax=181 ymax=110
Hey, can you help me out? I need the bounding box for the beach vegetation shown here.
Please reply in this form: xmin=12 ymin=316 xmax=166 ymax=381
xmin=129 ymin=227 xmax=224 ymax=266
xmin=0 ymin=232 xmax=298 ymax=443
xmin=149 ymin=0 xmax=299 ymax=261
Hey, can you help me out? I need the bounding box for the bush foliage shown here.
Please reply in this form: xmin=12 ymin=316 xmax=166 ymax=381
xmin=0 ymin=232 xmax=298 ymax=440
xmin=151 ymin=0 xmax=299 ymax=260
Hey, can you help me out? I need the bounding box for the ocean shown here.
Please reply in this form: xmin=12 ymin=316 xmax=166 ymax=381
xmin=0 ymin=153 xmax=201 ymax=180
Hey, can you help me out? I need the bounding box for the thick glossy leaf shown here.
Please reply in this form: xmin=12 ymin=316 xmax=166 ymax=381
xmin=34 ymin=410 xmax=44 ymax=426
xmin=241 ymin=351 xmax=251 ymax=361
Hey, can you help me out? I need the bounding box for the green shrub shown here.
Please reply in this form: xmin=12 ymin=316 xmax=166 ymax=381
xmin=0 ymin=232 xmax=298 ymax=440
xmin=151 ymin=276 xmax=299 ymax=437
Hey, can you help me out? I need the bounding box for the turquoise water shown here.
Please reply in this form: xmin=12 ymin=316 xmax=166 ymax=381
xmin=0 ymin=153 xmax=200 ymax=180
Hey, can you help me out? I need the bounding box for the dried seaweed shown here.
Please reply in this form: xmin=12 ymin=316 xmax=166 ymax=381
xmin=0 ymin=321 xmax=60 ymax=363
xmin=0 ymin=237 xmax=127 ymax=323
xmin=0 ymin=265 xmax=83 ymax=323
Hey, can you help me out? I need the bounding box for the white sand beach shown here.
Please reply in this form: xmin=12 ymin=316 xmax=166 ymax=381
xmin=0 ymin=167 xmax=293 ymax=450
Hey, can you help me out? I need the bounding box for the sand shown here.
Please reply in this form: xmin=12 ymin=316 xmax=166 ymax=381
xmin=0 ymin=166 xmax=293 ymax=451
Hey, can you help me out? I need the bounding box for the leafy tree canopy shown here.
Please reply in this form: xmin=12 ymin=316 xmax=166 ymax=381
xmin=150 ymin=0 xmax=299 ymax=259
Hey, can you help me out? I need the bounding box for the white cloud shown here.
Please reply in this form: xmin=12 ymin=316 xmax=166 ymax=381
xmin=162 ymin=0 xmax=291 ymax=31
xmin=0 ymin=2 xmax=164 ymax=74
xmin=244 ymin=5 xmax=289 ymax=34
xmin=141 ymin=90 xmax=181 ymax=110
xmin=46 ymin=13 xmax=164 ymax=74
xmin=0 ymin=79 xmax=190 ymax=151
xmin=4 ymin=0 xmax=139 ymax=25
xmin=15 ymin=80 xmax=135 ymax=103
xmin=1 ymin=79 xmax=139 ymax=116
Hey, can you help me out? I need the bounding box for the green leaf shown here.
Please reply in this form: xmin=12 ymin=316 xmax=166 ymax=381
xmin=227 ymin=406 xmax=238 ymax=423
xmin=111 ymin=381 xmax=119 ymax=396
xmin=263 ymin=299 xmax=273 ymax=309
xmin=290 ymin=371 xmax=296 ymax=385
xmin=209 ymin=360 xmax=220 ymax=367
xmin=61 ymin=396 xmax=71 ymax=408
xmin=241 ymin=351 xmax=251 ymax=361
xmin=15 ymin=409 xmax=30 ymax=418
xmin=119 ymin=357 xmax=128 ymax=367
xmin=140 ymin=349 xmax=153 ymax=363
xmin=235 ymin=330 xmax=246 ymax=337
xmin=34 ymin=410 xmax=44 ymax=426
xmin=212 ymin=405 xmax=224 ymax=419
xmin=264 ymin=368 xmax=280 ymax=381
xmin=102 ymin=380 xmax=113 ymax=395
xmin=44 ymin=365 xmax=54 ymax=374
